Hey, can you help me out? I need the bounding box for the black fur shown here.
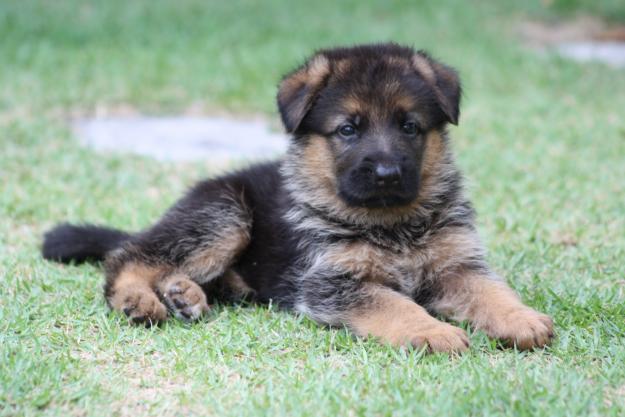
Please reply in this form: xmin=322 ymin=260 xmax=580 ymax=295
xmin=41 ymin=44 xmax=556 ymax=352
xmin=42 ymin=224 xmax=131 ymax=263
xmin=43 ymin=43 xmax=487 ymax=329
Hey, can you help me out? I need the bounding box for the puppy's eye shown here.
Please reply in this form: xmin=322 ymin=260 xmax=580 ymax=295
xmin=338 ymin=123 xmax=357 ymax=138
xmin=401 ymin=122 xmax=419 ymax=135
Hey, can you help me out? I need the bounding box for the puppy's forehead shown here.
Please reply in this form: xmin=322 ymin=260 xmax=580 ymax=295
xmin=325 ymin=56 xmax=429 ymax=123
xmin=331 ymin=54 xmax=414 ymax=84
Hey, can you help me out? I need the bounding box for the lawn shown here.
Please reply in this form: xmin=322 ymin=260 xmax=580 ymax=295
xmin=1 ymin=0 xmax=625 ymax=416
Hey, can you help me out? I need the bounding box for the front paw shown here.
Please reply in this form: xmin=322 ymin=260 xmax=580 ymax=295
xmin=410 ymin=323 xmax=470 ymax=354
xmin=484 ymin=308 xmax=554 ymax=350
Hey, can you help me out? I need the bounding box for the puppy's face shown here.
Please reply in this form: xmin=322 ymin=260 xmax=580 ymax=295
xmin=278 ymin=44 xmax=461 ymax=210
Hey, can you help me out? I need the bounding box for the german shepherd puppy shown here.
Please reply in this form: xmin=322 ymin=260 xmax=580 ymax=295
xmin=43 ymin=43 xmax=553 ymax=353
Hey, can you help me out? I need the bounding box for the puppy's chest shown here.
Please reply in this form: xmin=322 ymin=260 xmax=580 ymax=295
xmin=320 ymin=240 xmax=431 ymax=292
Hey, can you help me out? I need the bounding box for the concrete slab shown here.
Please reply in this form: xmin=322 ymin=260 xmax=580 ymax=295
xmin=75 ymin=116 xmax=289 ymax=162
xmin=555 ymin=41 xmax=625 ymax=68
xmin=517 ymin=18 xmax=625 ymax=68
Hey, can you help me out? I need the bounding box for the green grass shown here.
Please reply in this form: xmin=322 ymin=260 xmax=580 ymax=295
xmin=2 ymin=0 xmax=625 ymax=416
xmin=544 ymin=0 xmax=625 ymax=22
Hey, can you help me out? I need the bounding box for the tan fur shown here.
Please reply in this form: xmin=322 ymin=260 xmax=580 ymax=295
xmin=338 ymin=78 xmax=416 ymax=124
xmin=340 ymin=96 xmax=364 ymax=115
xmin=89 ymin=45 xmax=553 ymax=353
xmin=107 ymin=263 xmax=169 ymax=323
xmin=345 ymin=284 xmax=468 ymax=352
xmin=411 ymin=54 xmax=436 ymax=84
xmin=321 ymin=224 xmax=552 ymax=351
xmin=385 ymin=55 xmax=410 ymax=68
xmin=157 ymin=273 xmax=210 ymax=320
xmin=319 ymin=226 xmax=480 ymax=291
xmin=286 ymin=133 xmax=453 ymax=227
xmin=324 ymin=242 xmax=398 ymax=282
xmin=278 ymin=54 xmax=330 ymax=132
xmin=414 ymin=130 xmax=454 ymax=209
xmin=424 ymin=226 xmax=485 ymax=275
xmin=108 ymin=264 xmax=212 ymax=322
xmin=388 ymin=93 xmax=419 ymax=114
xmin=431 ymin=274 xmax=554 ymax=350
xmin=182 ymin=226 xmax=250 ymax=283
xmin=306 ymin=54 xmax=331 ymax=84
xmin=324 ymin=113 xmax=353 ymax=134
xmin=222 ymin=270 xmax=256 ymax=299
xmin=420 ymin=130 xmax=446 ymax=181
xmin=334 ymin=58 xmax=352 ymax=75
xmin=414 ymin=55 xmax=460 ymax=124
xmin=279 ymin=54 xmax=329 ymax=96
xmin=300 ymin=134 xmax=339 ymax=193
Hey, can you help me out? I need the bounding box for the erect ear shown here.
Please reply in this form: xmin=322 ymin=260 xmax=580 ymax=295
xmin=277 ymin=54 xmax=331 ymax=133
xmin=411 ymin=51 xmax=461 ymax=125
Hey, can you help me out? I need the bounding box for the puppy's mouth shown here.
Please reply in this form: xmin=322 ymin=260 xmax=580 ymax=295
xmin=337 ymin=166 xmax=420 ymax=208
xmin=338 ymin=187 xmax=418 ymax=208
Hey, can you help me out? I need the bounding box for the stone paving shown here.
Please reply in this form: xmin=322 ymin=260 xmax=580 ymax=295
xmin=518 ymin=18 xmax=625 ymax=68
xmin=555 ymin=41 xmax=625 ymax=68
xmin=75 ymin=116 xmax=288 ymax=162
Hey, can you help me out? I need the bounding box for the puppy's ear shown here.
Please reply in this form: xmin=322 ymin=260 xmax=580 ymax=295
xmin=412 ymin=51 xmax=461 ymax=125
xmin=277 ymin=54 xmax=331 ymax=133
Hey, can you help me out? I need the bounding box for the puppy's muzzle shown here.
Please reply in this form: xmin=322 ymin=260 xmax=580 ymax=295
xmin=358 ymin=155 xmax=406 ymax=190
xmin=373 ymin=163 xmax=402 ymax=187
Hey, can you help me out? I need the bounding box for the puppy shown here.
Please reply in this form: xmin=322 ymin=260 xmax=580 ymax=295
xmin=43 ymin=43 xmax=554 ymax=353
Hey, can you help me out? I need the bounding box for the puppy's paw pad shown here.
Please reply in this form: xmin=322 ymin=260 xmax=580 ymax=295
xmin=411 ymin=324 xmax=470 ymax=354
xmin=491 ymin=308 xmax=554 ymax=350
xmin=162 ymin=278 xmax=210 ymax=322
xmin=120 ymin=289 xmax=168 ymax=326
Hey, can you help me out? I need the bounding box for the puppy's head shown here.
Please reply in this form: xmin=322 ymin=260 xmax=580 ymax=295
xmin=279 ymin=43 xmax=461 ymax=219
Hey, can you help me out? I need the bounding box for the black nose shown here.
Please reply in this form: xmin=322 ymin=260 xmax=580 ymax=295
xmin=373 ymin=163 xmax=401 ymax=186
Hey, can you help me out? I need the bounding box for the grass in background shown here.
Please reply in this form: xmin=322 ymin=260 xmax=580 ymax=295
xmin=545 ymin=0 xmax=625 ymax=22
xmin=1 ymin=0 xmax=625 ymax=416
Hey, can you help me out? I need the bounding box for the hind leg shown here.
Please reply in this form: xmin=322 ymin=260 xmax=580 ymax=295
xmin=104 ymin=262 xmax=210 ymax=324
xmin=104 ymin=185 xmax=252 ymax=324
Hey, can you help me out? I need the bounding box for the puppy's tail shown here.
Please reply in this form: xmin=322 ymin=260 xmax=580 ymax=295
xmin=42 ymin=223 xmax=132 ymax=264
